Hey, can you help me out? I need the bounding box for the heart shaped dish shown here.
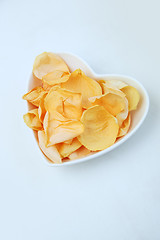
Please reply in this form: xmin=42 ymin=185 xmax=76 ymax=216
xmin=27 ymin=52 xmax=149 ymax=166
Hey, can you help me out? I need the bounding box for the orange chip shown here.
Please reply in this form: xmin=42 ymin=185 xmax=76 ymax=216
xmin=89 ymin=90 xmax=126 ymax=117
xmin=121 ymin=86 xmax=140 ymax=111
xmin=116 ymin=97 xmax=128 ymax=126
xmin=23 ymin=109 xmax=43 ymax=131
xmin=22 ymin=87 xmax=47 ymax=107
xmin=57 ymin=138 xmax=82 ymax=158
xmin=42 ymin=82 xmax=54 ymax=91
xmin=100 ymin=84 xmax=126 ymax=97
xmin=61 ymin=89 xmax=82 ymax=120
xmin=33 ymin=52 xmax=70 ymax=80
xmin=44 ymin=86 xmax=64 ymax=114
xmin=63 ymin=139 xmax=73 ymax=144
xmin=38 ymin=93 xmax=48 ymax=122
xmin=118 ymin=113 xmax=131 ymax=137
xmin=44 ymin=87 xmax=82 ymax=120
xmin=69 ymin=146 xmax=91 ymax=160
xmin=78 ymin=105 xmax=119 ymax=151
xmin=101 ymin=80 xmax=128 ymax=91
xmin=38 ymin=130 xmax=62 ymax=164
xmin=44 ymin=111 xmax=84 ymax=146
xmin=42 ymin=71 xmax=70 ymax=86
xmin=61 ymin=69 xmax=102 ymax=108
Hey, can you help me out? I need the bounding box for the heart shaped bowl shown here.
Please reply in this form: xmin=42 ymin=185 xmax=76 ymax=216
xmin=28 ymin=52 xmax=149 ymax=166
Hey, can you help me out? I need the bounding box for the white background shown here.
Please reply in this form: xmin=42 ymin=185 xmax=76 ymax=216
xmin=0 ymin=0 xmax=160 ymax=239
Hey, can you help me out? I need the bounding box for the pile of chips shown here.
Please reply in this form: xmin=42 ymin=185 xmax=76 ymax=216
xmin=23 ymin=52 xmax=140 ymax=164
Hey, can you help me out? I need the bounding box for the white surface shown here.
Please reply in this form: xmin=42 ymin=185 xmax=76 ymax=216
xmin=0 ymin=0 xmax=160 ymax=239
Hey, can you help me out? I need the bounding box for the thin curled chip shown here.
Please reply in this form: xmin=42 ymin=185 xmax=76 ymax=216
xmin=23 ymin=109 xmax=43 ymax=131
xmin=44 ymin=111 xmax=84 ymax=146
xmin=61 ymin=69 xmax=102 ymax=108
xmin=69 ymin=146 xmax=91 ymax=160
xmin=44 ymin=86 xmax=64 ymax=114
xmin=38 ymin=130 xmax=62 ymax=164
xmin=121 ymin=86 xmax=140 ymax=111
xmin=44 ymin=87 xmax=82 ymax=120
xmin=118 ymin=113 xmax=131 ymax=137
xmin=116 ymin=97 xmax=128 ymax=126
xmin=33 ymin=52 xmax=70 ymax=80
xmin=57 ymin=138 xmax=82 ymax=158
xmin=38 ymin=93 xmax=48 ymax=122
xmin=22 ymin=87 xmax=47 ymax=107
xmin=78 ymin=105 xmax=119 ymax=151
xmin=100 ymin=84 xmax=126 ymax=97
xmin=42 ymin=71 xmax=70 ymax=86
xmin=42 ymin=82 xmax=54 ymax=91
xmin=100 ymin=79 xmax=128 ymax=91
xmin=63 ymin=139 xmax=73 ymax=144
xmin=89 ymin=90 xmax=126 ymax=117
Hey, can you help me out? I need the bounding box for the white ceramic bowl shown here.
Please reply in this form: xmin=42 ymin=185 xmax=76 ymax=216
xmin=28 ymin=52 xmax=149 ymax=166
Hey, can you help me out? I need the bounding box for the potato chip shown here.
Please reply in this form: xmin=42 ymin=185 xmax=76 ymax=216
xmin=38 ymin=93 xmax=48 ymax=122
xmin=44 ymin=111 xmax=84 ymax=146
xmin=22 ymin=87 xmax=47 ymax=107
xmin=33 ymin=52 xmax=70 ymax=80
xmin=38 ymin=130 xmax=62 ymax=164
xmin=44 ymin=87 xmax=82 ymax=120
xmin=118 ymin=113 xmax=131 ymax=137
xmin=69 ymin=146 xmax=91 ymax=160
xmin=61 ymin=69 xmax=102 ymax=108
xmin=100 ymin=84 xmax=126 ymax=97
xmin=116 ymin=97 xmax=128 ymax=126
xmin=63 ymin=139 xmax=73 ymax=144
xmin=78 ymin=105 xmax=119 ymax=151
xmin=42 ymin=71 xmax=70 ymax=86
xmin=42 ymin=82 xmax=53 ymax=91
xmin=57 ymin=138 xmax=82 ymax=158
xmin=121 ymin=86 xmax=140 ymax=111
xmin=23 ymin=109 xmax=43 ymax=131
xmin=61 ymin=89 xmax=82 ymax=120
xmin=89 ymin=90 xmax=126 ymax=117
xmin=101 ymin=79 xmax=128 ymax=91
xmin=44 ymin=86 xmax=64 ymax=114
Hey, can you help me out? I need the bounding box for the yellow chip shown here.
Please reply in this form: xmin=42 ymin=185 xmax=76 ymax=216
xmin=89 ymin=90 xmax=126 ymax=117
xmin=69 ymin=146 xmax=91 ymax=160
xmin=57 ymin=138 xmax=82 ymax=158
xmin=121 ymin=86 xmax=140 ymax=111
xmin=60 ymin=89 xmax=82 ymax=120
xmin=38 ymin=93 xmax=48 ymax=122
xmin=33 ymin=52 xmax=70 ymax=80
xmin=78 ymin=105 xmax=119 ymax=151
xmin=44 ymin=87 xmax=82 ymax=120
xmin=44 ymin=111 xmax=84 ymax=146
xmin=101 ymin=84 xmax=126 ymax=97
xmin=118 ymin=113 xmax=131 ymax=137
xmin=44 ymin=86 xmax=64 ymax=114
xmin=22 ymin=87 xmax=47 ymax=107
xmin=63 ymin=139 xmax=73 ymax=144
xmin=42 ymin=71 xmax=70 ymax=86
xmin=23 ymin=109 xmax=43 ymax=131
xmin=38 ymin=130 xmax=62 ymax=164
xmin=61 ymin=69 xmax=102 ymax=108
xmin=116 ymin=97 xmax=128 ymax=126
xmin=101 ymin=80 xmax=128 ymax=91
xmin=42 ymin=82 xmax=53 ymax=91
